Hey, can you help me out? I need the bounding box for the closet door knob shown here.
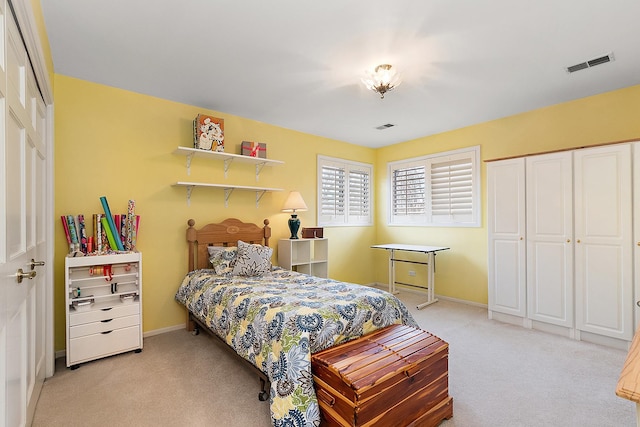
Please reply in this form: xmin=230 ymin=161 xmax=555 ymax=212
xmin=30 ymin=259 xmax=45 ymax=270
xmin=567 ymin=239 xmax=570 ymax=243
xmin=577 ymin=239 xmax=581 ymax=243
xmin=15 ymin=268 xmax=36 ymax=284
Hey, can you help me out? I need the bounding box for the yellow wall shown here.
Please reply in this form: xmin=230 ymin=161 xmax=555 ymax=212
xmin=53 ymin=75 xmax=376 ymax=351
xmin=53 ymin=76 xmax=640 ymax=352
xmin=52 ymin=77 xmax=640 ymax=352
xmin=374 ymin=84 xmax=640 ymax=305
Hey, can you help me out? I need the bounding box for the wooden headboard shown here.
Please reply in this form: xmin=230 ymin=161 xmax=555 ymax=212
xmin=186 ymin=218 xmax=271 ymax=271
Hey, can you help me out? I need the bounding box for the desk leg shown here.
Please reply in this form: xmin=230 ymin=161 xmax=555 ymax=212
xmin=388 ymin=249 xmax=398 ymax=294
xmin=417 ymin=252 xmax=438 ymax=310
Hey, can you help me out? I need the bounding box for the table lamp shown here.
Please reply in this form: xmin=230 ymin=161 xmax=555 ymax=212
xmin=282 ymin=191 xmax=308 ymax=239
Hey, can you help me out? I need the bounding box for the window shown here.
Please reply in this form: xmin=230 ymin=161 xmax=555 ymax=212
xmin=318 ymin=155 xmax=373 ymax=226
xmin=388 ymin=146 xmax=480 ymax=227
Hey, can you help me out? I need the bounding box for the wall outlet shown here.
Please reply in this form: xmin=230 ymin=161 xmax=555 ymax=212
xmin=408 ymin=270 xmax=416 ymax=277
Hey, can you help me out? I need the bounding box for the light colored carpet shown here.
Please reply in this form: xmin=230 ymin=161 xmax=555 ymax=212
xmin=33 ymin=293 xmax=636 ymax=427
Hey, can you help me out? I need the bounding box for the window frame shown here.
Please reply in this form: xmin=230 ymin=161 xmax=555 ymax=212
xmin=317 ymin=155 xmax=373 ymax=227
xmin=388 ymin=146 xmax=481 ymax=227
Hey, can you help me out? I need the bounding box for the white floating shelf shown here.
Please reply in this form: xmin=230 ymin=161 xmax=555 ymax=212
xmin=174 ymin=181 xmax=283 ymax=207
xmin=174 ymin=146 xmax=284 ymax=179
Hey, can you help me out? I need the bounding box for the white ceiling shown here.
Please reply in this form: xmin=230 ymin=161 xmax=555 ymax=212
xmin=41 ymin=0 xmax=640 ymax=148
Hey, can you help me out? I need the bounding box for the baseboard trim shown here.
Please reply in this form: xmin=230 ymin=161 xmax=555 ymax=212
xmin=143 ymin=324 xmax=185 ymax=338
xmin=367 ymin=282 xmax=487 ymax=309
xmin=435 ymin=294 xmax=487 ymax=309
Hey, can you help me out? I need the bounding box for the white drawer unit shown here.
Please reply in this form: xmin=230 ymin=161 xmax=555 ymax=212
xmin=65 ymin=252 xmax=143 ymax=368
xmin=69 ymin=326 xmax=141 ymax=364
xmin=69 ymin=314 xmax=140 ymax=338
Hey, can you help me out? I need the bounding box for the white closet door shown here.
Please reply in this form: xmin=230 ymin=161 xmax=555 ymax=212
xmin=0 ymin=1 xmax=7 ymax=423
xmin=526 ymin=152 xmax=573 ymax=327
xmin=1 ymin=5 xmax=49 ymax=425
xmin=633 ymin=142 xmax=640 ymax=330
xmin=488 ymin=158 xmax=526 ymax=317
xmin=574 ymin=144 xmax=633 ymax=340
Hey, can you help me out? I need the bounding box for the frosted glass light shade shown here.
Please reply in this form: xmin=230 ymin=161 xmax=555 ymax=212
xmin=361 ymin=64 xmax=402 ymax=99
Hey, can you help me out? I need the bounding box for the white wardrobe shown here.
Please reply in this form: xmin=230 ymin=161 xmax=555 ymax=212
xmin=488 ymin=142 xmax=636 ymax=348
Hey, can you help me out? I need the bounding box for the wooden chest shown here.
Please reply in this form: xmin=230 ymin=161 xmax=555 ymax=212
xmin=311 ymin=324 xmax=453 ymax=427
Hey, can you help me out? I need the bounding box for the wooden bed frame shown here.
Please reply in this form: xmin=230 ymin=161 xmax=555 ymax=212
xmin=185 ymin=217 xmax=272 ymax=401
xmin=186 ymin=217 xmax=271 ymax=271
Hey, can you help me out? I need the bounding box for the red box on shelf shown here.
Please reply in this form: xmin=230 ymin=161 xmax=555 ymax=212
xmin=240 ymin=141 xmax=267 ymax=158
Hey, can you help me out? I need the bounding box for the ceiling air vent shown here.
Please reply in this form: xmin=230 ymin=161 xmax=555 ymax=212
xmin=567 ymin=62 xmax=589 ymax=73
xmin=587 ymin=54 xmax=612 ymax=67
xmin=566 ymin=52 xmax=615 ymax=73
xmin=375 ymin=123 xmax=395 ymax=130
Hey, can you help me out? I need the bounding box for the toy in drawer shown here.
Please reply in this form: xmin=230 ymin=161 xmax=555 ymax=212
xmin=311 ymin=324 xmax=453 ymax=427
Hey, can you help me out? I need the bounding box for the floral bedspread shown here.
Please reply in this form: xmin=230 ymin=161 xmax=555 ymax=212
xmin=175 ymin=267 xmax=418 ymax=427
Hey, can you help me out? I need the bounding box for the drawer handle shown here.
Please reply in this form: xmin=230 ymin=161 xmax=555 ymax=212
xmin=101 ymin=319 xmax=113 ymax=323
xmin=101 ymin=330 xmax=113 ymax=334
xmin=316 ymin=388 xmax=335 ymax=407
xmin=101 ymin=307 xmax=113 ymax=312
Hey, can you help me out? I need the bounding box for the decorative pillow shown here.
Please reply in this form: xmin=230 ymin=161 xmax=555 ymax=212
xmin=210 ymin=246 xmax=238 ymax=275
xmin=207 ymin=246 xmax=225 ymax=264
xmin=231 ymin=240 xmax=273 ymax=276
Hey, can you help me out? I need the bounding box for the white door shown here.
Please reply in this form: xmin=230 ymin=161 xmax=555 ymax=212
xmin=1 ymin=4 xmax=48 ymax=426
xmin=633 ymin=142 xmax=640 ymax=330
xmin=574 ymin=144 xmax=633 ymax=341
xmin=526 ymin=152 xmax=573 ymax=327
xmin=487 ymin=158 xmax=526 ymax=317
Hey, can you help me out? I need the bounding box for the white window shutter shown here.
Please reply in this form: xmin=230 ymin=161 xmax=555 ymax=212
xmin=320 ymin=164 xmax=345 ymax=221
xmin=392 ymin=165 xmax=426 ymax=217
xmin=388 ymin=146 xmax=480 ymax=227
xmin=318 ymin=155 xmax=373 ymax=226
xmin=429 ymin=157 xmax=474 ymax=223
xmin=348 ymin=169 xmax=370 ymax=220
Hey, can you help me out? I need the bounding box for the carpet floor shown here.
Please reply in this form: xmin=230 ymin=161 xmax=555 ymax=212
xmin=33 ymin=293 xmax=636 ymax=426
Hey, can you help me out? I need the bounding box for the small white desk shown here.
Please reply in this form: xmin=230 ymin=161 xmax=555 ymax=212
xmin=371 ymin=244 xmax=450 ymax=309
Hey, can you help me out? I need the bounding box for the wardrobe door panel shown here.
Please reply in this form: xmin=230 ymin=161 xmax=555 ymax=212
xmin=488 ymin=158 xmax=526 ymax=317
xmin=574 ymin=144 xmax=632 ymax=340
xmin=526 ymin=152 xmax=573 ymax=327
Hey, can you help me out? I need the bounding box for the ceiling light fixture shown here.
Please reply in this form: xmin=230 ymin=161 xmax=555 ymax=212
xmin=361 ymin=64 xmax=402 ymax=99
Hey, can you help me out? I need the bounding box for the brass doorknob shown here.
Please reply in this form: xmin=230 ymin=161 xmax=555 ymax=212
xmin=30 ymin=258 xmax=45 ymax=270
xmin=16 ymin=269 xmax=36 ymax=284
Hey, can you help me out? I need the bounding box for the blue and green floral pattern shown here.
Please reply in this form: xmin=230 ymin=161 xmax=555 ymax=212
xmin=175 ymin=267 xmax=417 ymax=427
